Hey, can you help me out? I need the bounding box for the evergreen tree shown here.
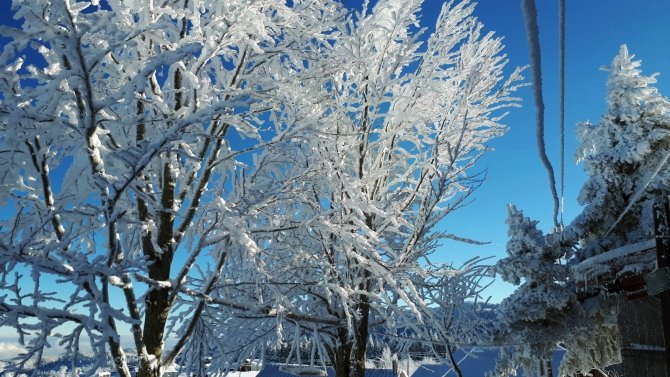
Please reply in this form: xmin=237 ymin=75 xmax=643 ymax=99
xmin=492 ymin=207 xmax=620 ymax=377
xmin=491 ymin=206 xmax=571 ymax=377
xmin=574 ymin=45 xmax=670 ymax=256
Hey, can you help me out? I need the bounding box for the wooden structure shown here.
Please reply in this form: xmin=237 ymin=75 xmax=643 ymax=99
xmin=618 ymin=296 xmax=666 ymax=376
xmin=652 ymin=192 xmax=670 ymax=377
xmin=573 ymin=239 xmax=657 ymax=300
xmin=573 ymin=193 xmax=670 ymax=376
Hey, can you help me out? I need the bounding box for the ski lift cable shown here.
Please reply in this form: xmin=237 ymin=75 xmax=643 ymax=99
xmin=559 ymin=0 xmax=566 ymax=227
xmin=521 ymin=0 xmax=561 ymax=229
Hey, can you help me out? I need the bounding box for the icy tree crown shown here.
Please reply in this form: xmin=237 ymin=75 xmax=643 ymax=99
xmin=574 ymin=45 xmax=670 ymax=248
xmin=606 ymin=45 xmax=661 ymax=126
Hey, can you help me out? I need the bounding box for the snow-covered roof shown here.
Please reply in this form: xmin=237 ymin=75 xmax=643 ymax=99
xmin=228 ymin=371 xmax=262 ymax=377
xmin=572 ymin=239 xmax=656 ymax=290
xmin=257 ymin=364 xmax=396 ymax=377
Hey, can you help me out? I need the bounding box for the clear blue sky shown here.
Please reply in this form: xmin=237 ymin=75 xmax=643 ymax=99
xmin=1 ymin=0 xmax=669 ymax=305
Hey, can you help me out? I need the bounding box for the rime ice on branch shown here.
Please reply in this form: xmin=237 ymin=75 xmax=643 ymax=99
xmin=0 ymin=1 xmax=524 ymax=376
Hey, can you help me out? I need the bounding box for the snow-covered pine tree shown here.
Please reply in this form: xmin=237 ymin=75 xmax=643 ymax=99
xmin=492 ymin=207 xmax=620 ymax=377
xmin=574 ymin=45 xmax=670 ymax=256
xmin=491 ymin=206 xmax=572 ymax=377
xmin=566 ymin=44 xmax=670 ymax=377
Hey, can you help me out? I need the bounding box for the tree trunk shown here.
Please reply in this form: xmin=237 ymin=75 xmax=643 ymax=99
xmin=335 ymin=327 xmax=353 ymax=377
xmin=137 ymin=63 xmax=182 ymax=377
xmin=140 ymin=158 xmax=176 ymax=376
xmin=138 ymin=249 xmax=173 ymax=377
xmin=352 ymin=284 xmax=370 ymax=377
xmin=540 ymin=358 xmax=553 ymax=377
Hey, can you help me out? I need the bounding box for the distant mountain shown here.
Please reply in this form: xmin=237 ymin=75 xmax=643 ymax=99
xmin=13 ymin=353 xmax=139 ymax=377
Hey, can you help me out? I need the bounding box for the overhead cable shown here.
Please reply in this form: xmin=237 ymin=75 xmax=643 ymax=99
xmin=521 ymin=0 xmax=560 ymax=229
xmin=559 ymin=0 xmax=566 ymax=227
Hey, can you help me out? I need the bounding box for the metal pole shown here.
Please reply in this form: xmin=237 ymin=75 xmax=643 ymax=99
xmin=652 ymin=190 xmax=670 ymax=377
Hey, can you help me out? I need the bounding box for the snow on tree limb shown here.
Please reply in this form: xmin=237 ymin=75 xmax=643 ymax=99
xmin=0 ymin=1 xmax=523 ymax=376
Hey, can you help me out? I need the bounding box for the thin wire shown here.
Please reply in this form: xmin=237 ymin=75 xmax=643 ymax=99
xmin=521 ymin=0 xmax=561 ymax=229
xmin=559 ymin=0 xmax=566 ymax=227
xmin=604 ymin=148 xmax=670 ymax=238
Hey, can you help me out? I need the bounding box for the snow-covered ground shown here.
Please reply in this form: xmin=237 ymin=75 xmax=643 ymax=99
xmin=20 ymin=350 xmax=565 ymax=377
xmin=225 ymin=371 xmax=261 ymax=377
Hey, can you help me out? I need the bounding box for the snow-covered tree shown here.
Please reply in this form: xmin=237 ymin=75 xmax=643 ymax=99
xmin=574 ymin=44 xmax=670 ymax=256
xmin=491 ymin=206 xmax=572 ymax=377
xmin=494 ymin=45 xmax=670 ymax=377
xmin=491 ymin=207 xmax=619 ymax=377
xmin=208 ymin=2 xmax=524 ymax=377
xmin=0 ymin=1 xmax=522 ymax=377
xmin=565 ymin=44 xmax=670 ymax=376
xmin=0 ymin=1 xmax=343 ymax=376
